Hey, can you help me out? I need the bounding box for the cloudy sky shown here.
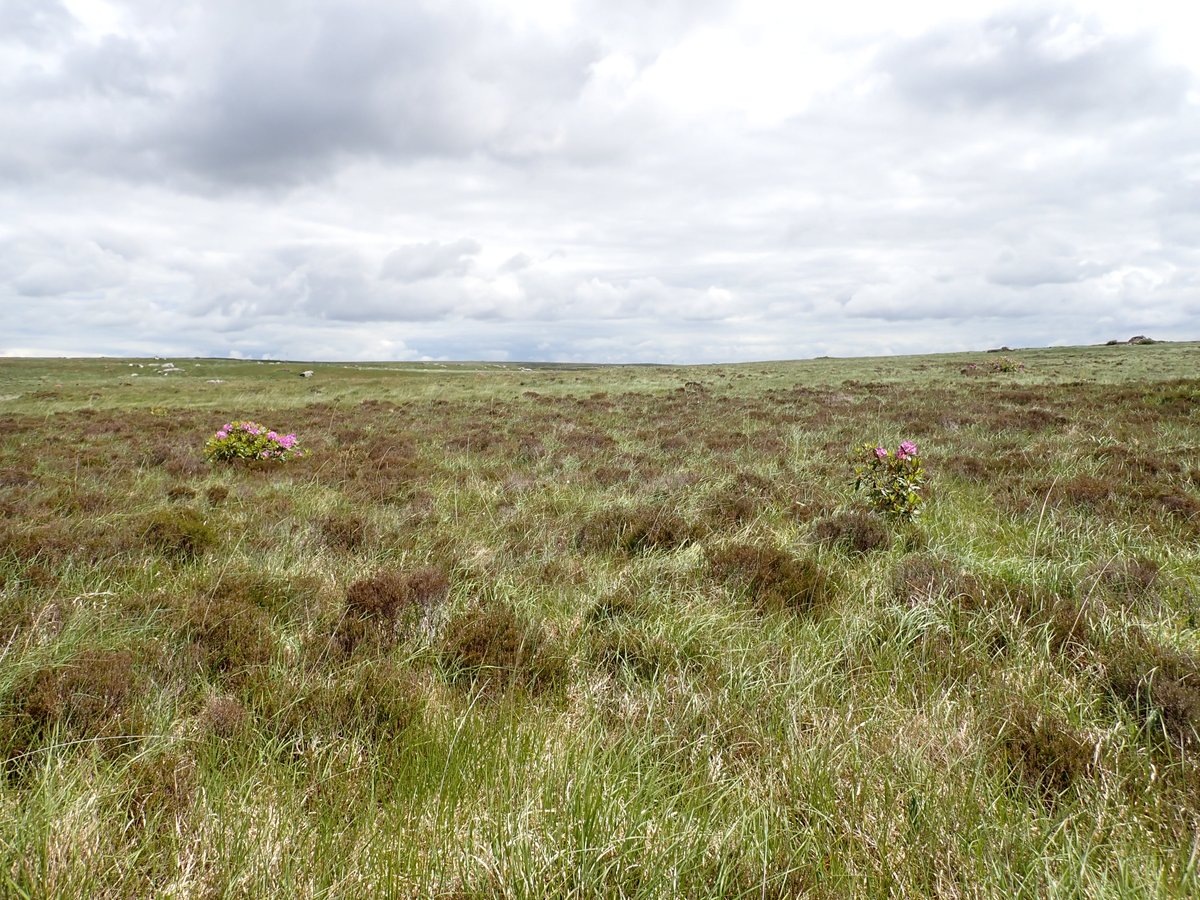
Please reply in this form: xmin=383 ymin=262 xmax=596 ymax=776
xmin=2 ymin=0 xmax=1197 ymax=362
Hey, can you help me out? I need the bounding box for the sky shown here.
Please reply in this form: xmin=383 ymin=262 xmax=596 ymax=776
xmin=1 ymin=0 xmax=1198 ymax=363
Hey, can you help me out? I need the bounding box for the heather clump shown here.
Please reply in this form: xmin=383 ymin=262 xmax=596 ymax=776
xmin=811 ymin=509 xmax=892 ymax=553
xmin=440 ymin=603 xmax=562 ymax=692
xmin=335 ymin=566 xmax=450 ymax=654
xmin=575 ymin=505 xmax=698 ymax=554
xmin=141 ymin=507 xmax=216 ymax=560
xmin=1 ymin=649 xmax=144 ymax=769
xmin=708 ymin=542 xmax=840 ymax=615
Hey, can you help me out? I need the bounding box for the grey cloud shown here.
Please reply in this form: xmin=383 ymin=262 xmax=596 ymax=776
xmin=381 ymin=239 xmax=481 ymax=282
xmin=0 ymin=0 xmax=77 ymax=47
xmin=0 ymin=236 xmax=128 ymax=297
xmin=0 ymin=0 xmax=602 ymax=189
xmin=987 ymin=243 xmax=1109 ymax=287
xmin=157 ymin=2 xmax=599 ymax=186
xmin=2 ymin=2 xmax=1199 ymax=363
xmin=878 ymin=11 xmax=1191 ymax=123
xmin=500 ymin=253 xmax=533 ymax=273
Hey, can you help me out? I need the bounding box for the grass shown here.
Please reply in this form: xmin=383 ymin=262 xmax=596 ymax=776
xmin=0 ymin=341 xmax=1198 ymax=897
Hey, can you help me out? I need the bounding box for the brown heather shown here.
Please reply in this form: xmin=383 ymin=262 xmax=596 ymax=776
xmin=708 ymin=542 xmax=840 ymax=615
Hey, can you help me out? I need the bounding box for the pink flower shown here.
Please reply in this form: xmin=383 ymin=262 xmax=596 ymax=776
xmin=267 ymin=431 xmax=278 ymax=442
xmin=898 ymin=440 xmax=918 ymax=460
xmin=215 ymin=430 xmax=228 ymax=440
xmin=874 ymin=446 xmax=888 ymax=460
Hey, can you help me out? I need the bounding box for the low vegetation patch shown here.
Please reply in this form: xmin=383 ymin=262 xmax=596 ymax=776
xmin=708 ymin=542 xmax=840 ymax=615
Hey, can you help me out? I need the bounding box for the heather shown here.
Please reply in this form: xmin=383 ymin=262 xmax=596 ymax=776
xmin=0 ymin=343 xmax=1198 ymax=897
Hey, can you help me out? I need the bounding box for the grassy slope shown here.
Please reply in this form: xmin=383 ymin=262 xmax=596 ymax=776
xmin=0 ymin=343 xmax=1198 ymax=898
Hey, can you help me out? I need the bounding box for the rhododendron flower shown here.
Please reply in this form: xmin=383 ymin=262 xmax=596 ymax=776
xmin=874 ymin=446 xmax=888 ymax=459
xmin=205 ymin=419 xmax=303 ymax=464
xmin=897 ymin=440 xmax=918 ymax=460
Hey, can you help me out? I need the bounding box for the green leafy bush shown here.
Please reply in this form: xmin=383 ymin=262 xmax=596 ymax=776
xmin=851 ymin=440 xmax=926 ymax=520
xmin=204 ymin=421 xmax=303 ymax=463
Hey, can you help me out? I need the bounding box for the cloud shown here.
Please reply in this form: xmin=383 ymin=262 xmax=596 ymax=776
xmin=877 ymin=10 xmax=1192 ymax=123
xmin=381 ymin=239 xmax=481 ymax=282
xmin=0 ymin=0 xmax=77 ymax=48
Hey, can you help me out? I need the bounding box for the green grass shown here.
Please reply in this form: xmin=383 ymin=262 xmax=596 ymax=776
xmin=1 ymin=342 xmax=1199 ymax=897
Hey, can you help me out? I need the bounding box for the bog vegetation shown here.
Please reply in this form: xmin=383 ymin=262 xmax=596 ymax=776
xmin=0 ymin=344 xmax=1198 ymax=898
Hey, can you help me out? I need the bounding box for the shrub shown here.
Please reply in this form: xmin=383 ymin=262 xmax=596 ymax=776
xmin=891 ymin=553 xmax=983 ymax=606
xmin=267 ymin=659 xmax=423 ymax=745
xmin=318 ymin=512 xmax=369 ymax=552
xmin=589 ymin=620 xmax=677 ymax=681
xmin=440 ymin=603 xmax=561 ymax=692
xmin=335 ymin=567 xmax=450 ymax=654
xmin=575 ymin=506 xmax=697 ymax=554
xmin=1107 ymin=634 xmax=1200 ymax=752
xmin=182 ymin=593 xmax=275 ymax=677
xmin=851 ymin=440 xmax=926 ymax=520
xmin=998 ymin=700 xmax=1094 ymax=799
xmin=205 ymin=485 xmax=230 ymax=506
xmin=199 ymin=695 xmax=247 ymax=738
xmin=708 ymin=542 xmax=840 ymax=615
xmin=1 ymin=649 xmax=144 ymax=769
xmin=141 ymin=507 xmax=216 ymax=560
xmin=204 ymin=421 xmax=303 ymax=463
xmin=127 ymin=749 xmax=196 ymax=824
xmin=812 ymin=509 xmax=892 ymax=553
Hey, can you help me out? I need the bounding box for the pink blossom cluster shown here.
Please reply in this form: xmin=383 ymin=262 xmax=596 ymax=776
xmin=205 ymin=419 xmax=302 ymax=463
xmin=872 ymin=440 xmax=919 ymax=462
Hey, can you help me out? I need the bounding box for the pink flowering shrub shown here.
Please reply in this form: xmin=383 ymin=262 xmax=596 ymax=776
xmin=851 ymin=440 xmax=926 ymax=520
xmin=204 ymin=421 xmax=303 ymax=463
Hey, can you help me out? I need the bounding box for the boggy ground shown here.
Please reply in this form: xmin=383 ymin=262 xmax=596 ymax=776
xmin=0 ymin=343 xmax=1198 ymax=898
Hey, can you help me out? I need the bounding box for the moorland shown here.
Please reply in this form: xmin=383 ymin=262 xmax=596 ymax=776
xmin=0 ymin=343 xmax=1198 ymax=898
